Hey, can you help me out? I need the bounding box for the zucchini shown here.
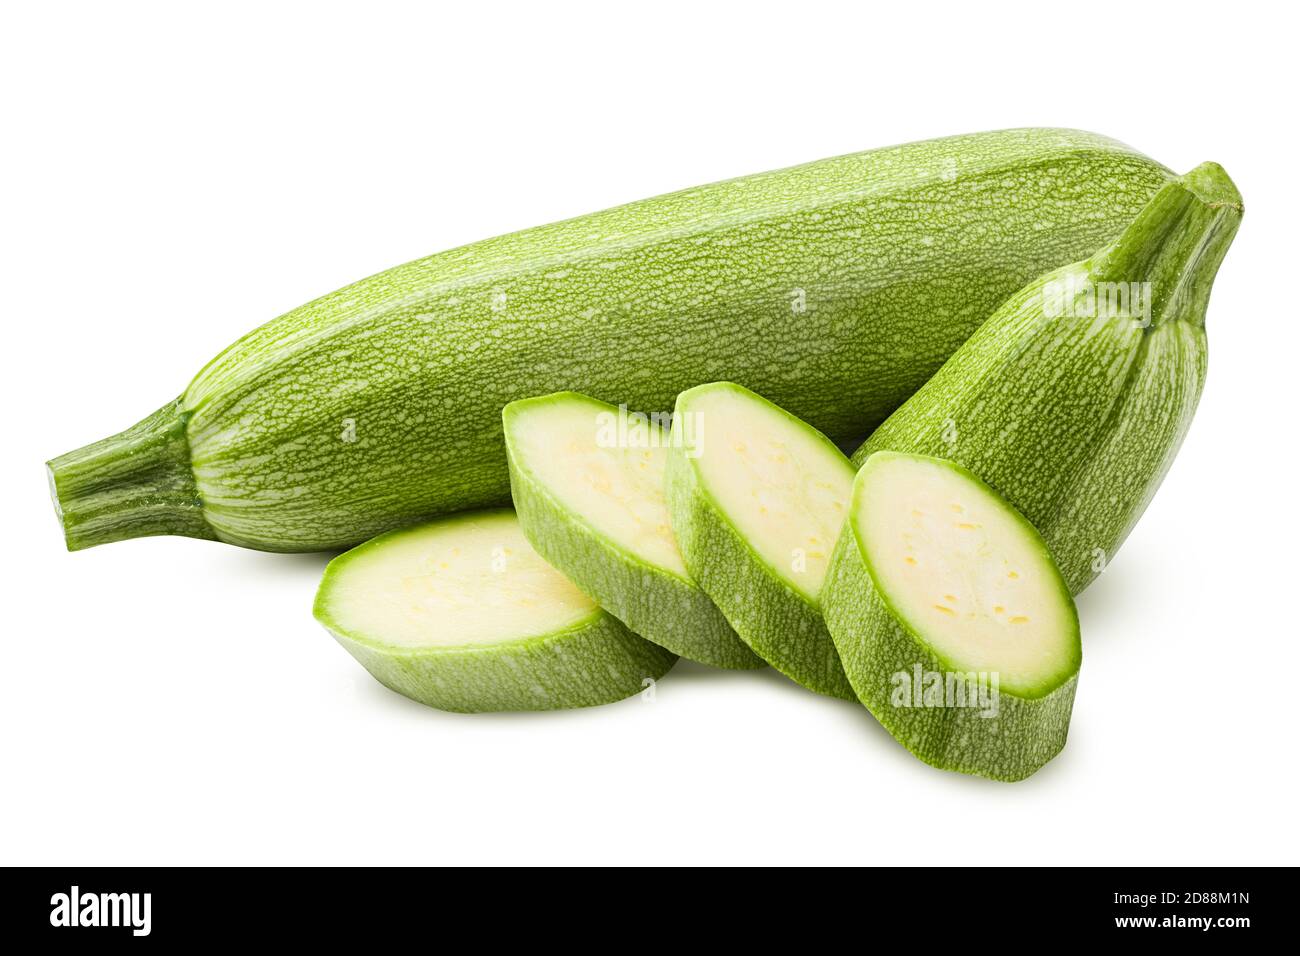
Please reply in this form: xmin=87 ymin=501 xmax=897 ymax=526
xmin=822 ymin=452 xmax=1080 ymax=781
xmin=503 ymin=392 xmax=762 ymax=669
xmin=665 ymin=382 xmax=856 ymax=698
xmin=314 ymin=509 xmax=676 ymax=712
xmin=852 ymin=162 xmax=1242 ymax=593
xmin=48 ymin=128 xmax=1171 ymax=552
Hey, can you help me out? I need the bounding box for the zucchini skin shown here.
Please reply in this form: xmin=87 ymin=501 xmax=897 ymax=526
xmin=323 ymin=610 xmax=676 ymax=714
xmin=52 ymin=128 xmax=1171 ymax=551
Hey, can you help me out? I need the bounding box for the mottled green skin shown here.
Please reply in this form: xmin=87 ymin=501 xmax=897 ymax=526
xmin=665 ymin=384 xmax=856 ymax=699
xmin=314 ymin=512 xmax=677 ymax=713
xmin=503 ymin=393 xmax=762 ymax=669
xmin=324 ymin=612 xmax=675 ymax=713
xmin=50 ymin=129 xmax=1171 ymax=551
xmin=853 ymin=164 xmax=1241 ymax=594
xmin=821 ymin=453 xmax=1081 ymax=782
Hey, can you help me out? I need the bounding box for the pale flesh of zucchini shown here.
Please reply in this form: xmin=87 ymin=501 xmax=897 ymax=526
xmin=314 ymin=510 xmax=676 ymax=712
xmin=856 ymin=453 xmax=1077 ymax=695
xmin=506 ymin=396 xmax=685 ymax=577
xmin=318 ymin=511 xmax=596 ymax=648
xmin=685 ymin=384 xmax=854 ymax=601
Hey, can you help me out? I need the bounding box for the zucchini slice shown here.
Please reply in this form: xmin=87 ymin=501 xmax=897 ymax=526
xmin=503 ymin=392 xmax=761 ymax=669
xmin=314 ymin=509 xmax=676 ymax=712
xmin=822 ymin=452 xmax=1080 ymax=781
xmin=665 ymin=382 xmax=856 ymax=698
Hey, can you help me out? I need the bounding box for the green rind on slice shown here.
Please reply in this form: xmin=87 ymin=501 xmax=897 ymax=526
xmin=665 ymin=382 xmax=856 ymax=699
xmin=314 ymin=509 xmax=676 ymax=712
xmin=822 ymin=452 xmax=1080 ymax=781
xmin=503 ymin=392 xmax=761 ymax=669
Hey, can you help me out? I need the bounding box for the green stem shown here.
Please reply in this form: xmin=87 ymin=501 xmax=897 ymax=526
xmin=47 ymin=399 xmax=217 ymax=551
xmin=1089 ymin=161 xmax=1243 ymax=328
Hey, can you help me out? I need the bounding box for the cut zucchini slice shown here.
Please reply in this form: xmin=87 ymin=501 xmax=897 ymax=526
xmin=822 ymin=452 xmax=1081 ymax=780
xmin=665 ymin=382 xmax=856 ymax=698
xmin=503 ymin=392 xmax=761 ymax=668
xmin=314 ymin=509 xmax=676 ymax=712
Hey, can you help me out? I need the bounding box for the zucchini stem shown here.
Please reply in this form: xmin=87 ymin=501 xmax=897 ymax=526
xmin=1090 ymin=161 xmax=1243 ymax=328
xmin=47 ymin=399 xmax=217 ymax=551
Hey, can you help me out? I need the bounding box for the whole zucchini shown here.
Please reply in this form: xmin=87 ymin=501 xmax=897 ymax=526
xmin=48 ymin=128 xmax=1171 ymax=552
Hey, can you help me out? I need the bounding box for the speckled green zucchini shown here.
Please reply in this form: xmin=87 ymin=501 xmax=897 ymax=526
xmin=822 ymin=452 xmax=1080 ymax=781
xmin=49 ymin=129 xmax=1170 ymax=552
xmin=852 ymin=163 xmax=1242 ymax=593
xmin=665 ymin=383 xmax=856 ymax=698
xmin=503 ymin=392 xmax=761 ymax=669
xmin=314 ymin=509 xmax=676 ymax=712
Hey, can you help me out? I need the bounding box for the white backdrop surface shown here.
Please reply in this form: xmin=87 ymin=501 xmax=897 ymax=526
xmin=2 ymin=1 xmax=1294 ymax=865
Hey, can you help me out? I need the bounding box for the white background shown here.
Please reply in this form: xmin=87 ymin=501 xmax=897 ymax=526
xmin=3 ymin=1 xmax=1296 ymax=866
